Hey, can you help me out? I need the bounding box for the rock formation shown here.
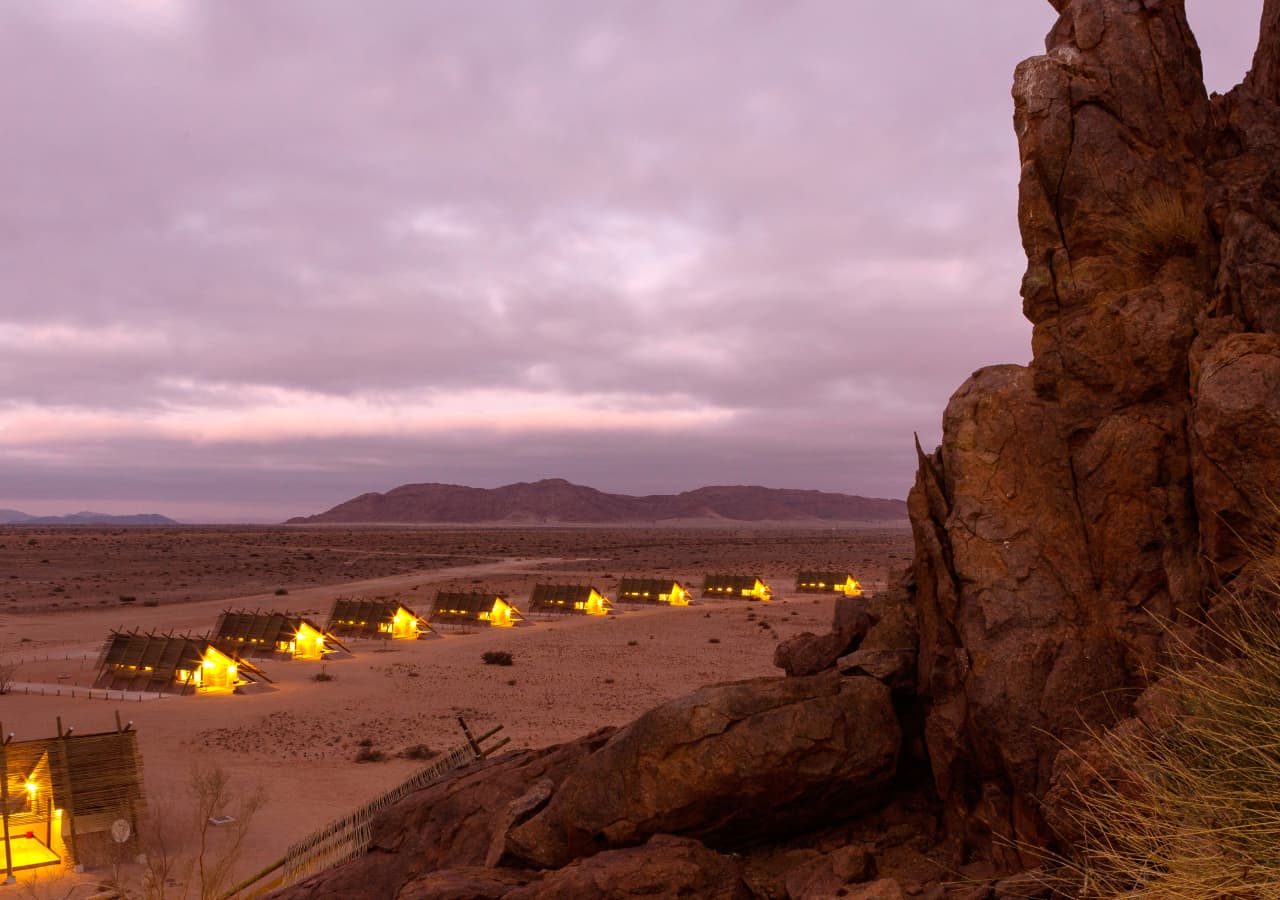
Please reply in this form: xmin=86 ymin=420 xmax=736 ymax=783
xmin=911 ymin=0 xmax=1280 ymax=864
xmin=270 ymin=2 xmax=1280 ymax=896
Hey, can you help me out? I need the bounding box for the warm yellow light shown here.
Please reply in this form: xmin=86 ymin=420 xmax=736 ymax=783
xmin=24 ymin=781 xmax=37 ymax=796
xmin=202 ymin=659 xmax=215 ymax=668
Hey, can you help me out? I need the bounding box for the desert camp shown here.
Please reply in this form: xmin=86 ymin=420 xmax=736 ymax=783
xmin=213 ymin=609 xmax=343 ymax=660
xmin=93 ymin=631 xmax=270 ymax=695
xmin=795 ymin=572 xmax=864 ymax=597
xmin=614 ymin=577 xmax=691 ymax=606
xmin=701 ymin=574 xmax=772 ymax=601
xmin=428 ymin=591 xmax=522 ymax=628
xmin=527 ymin=583 xmax=611 ymax=616
xmin=1 ymin=718 xmax=144 ymax=879
xmin=325 ymin=598 xmax=429 ymax=640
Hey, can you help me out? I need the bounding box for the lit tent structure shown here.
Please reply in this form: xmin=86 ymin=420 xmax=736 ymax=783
xmin=795 ymin=572 xmax=864 ymax=597
xmin=701 ymin=574 xmax=772 ymax=601
xmin=429 ymin=591 xmax=523 ymax=628
xmin=1 ymin=717 xmax=145 ymax=879
xmin=615 ymin=577 xmax=692 ymax=606
xmin=528 ymin=584 xmax=611 ymax=616
xmin=325 ymin=598 xmax=431 ymax=640
xmin=93 ymin=631 xmax=271 ymax=695
xmin=213 ymin=609 xmax=346 ymax=660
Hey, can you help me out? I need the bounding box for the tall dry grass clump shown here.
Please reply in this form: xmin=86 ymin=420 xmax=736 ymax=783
xmin=1111 ymin=187 xmax=1205 ymax=276
xmin=1056 ymin=539 xmax=1280 ymax=898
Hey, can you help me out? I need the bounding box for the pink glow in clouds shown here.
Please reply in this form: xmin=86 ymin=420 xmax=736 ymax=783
xmin=0 ymin=1 xmax=1265 ymax=520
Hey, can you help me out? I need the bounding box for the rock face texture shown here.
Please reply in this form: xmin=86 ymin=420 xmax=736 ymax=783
xmin=910 ymin=0 xmax=1280 ymax=863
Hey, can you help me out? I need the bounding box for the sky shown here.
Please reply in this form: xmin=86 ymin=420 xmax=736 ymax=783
xmin=0 ymin=1 xmax=1266 ymax=523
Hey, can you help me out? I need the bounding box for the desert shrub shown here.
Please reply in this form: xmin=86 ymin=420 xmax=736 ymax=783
xmin=708 ymin=638 xmax=721 ymax=644
xmin=354 ymin=746 xmax=386 ymax=763
xmin=142 ymin=599 xmax=159 ymax=607
xmin=274 ymin=587 xmax=288 ymax=595
xmin=627 ymin=640 xmax=638 ymax=646
xmin=1058 ymin=575 xmax=1280 ymax=896
xmin=1112 ymin=187 xmax=1204 ymax=276
xmin=313 ymin=666 xmax=334 ymax=682
xmin=482 ymin=650 xmax=513 ymax=666
xmin=401 ymin=744 xmax=437 ymax=761
xmin=118 ymin=594 xmax=137 ymax=603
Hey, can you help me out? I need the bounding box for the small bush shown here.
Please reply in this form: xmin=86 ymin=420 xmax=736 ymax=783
xmin=142 ymin=599 xmax=159 ymax=607
xmin=708 ymin=638 xmax=721 ymax=644
xmin=627 ymin=640 xmax=638 ymax=647
xmin=357 ymin=737 xmax=373 ymax=748
xmin=401 ymin=744 xmax=437 ymax=761
xmin=274 ymin=588 xmax=288 ymax=596
xmin=482 ymin=650 xmax=513 ymax=666
xmin=313 ymin=666 xmax=334 ymax=683
xmin=1112 ymin=187 xmax=1205 ymax=276
xmin=354 ymin=747 xmax=386 ymax=763
xmin=118 ymin=595 xmax=137 ymax=604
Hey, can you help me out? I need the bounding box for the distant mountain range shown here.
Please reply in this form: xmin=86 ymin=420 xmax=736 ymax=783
xmin=0 ymin=509 xmax=179 ymax=526
xmin=287 ymin=478 xmax=908 ymax=525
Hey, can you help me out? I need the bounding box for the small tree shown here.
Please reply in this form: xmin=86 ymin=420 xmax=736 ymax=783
xmin=189 ymin=764 xmax=263 ymax=900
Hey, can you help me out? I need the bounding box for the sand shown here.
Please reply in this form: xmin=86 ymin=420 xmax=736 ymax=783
xmin=0 ymin=525 xmax=911 ymax=890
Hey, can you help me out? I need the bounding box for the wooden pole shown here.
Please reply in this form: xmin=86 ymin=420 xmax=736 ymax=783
xmin=1 ymin=721 xmax=13 ymax=883
xmin=56 ymin=719 xmax=81 ymax=869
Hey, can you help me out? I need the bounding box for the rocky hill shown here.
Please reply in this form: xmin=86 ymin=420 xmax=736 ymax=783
xmin=270 ymin=2 xmax=1280 ymax=897
xmin=285 ymin=478 xmax=908 ymax=524
xmin=0 ymin=509 xmax=178 ymax=526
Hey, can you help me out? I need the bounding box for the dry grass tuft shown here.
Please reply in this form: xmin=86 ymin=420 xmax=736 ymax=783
xmin=1111 ymin=187 xmax=1205 ymax=276
xmin=1056 ymin=534 xmax=1280 ymax=898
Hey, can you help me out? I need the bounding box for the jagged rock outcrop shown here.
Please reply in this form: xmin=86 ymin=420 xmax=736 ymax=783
xmin=910 ymin=0 xmax=1280 ymax=864
xmin=507 ymin=673 xmax=900 ymax=868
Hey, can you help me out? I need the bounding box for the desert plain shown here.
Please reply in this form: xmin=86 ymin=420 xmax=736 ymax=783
xmin=0 ymin=524 xmax=911 ymax=891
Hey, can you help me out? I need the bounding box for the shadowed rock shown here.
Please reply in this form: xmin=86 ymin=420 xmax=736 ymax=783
xmin=774 ymin=598 xmax=872 ymax=676
xmin=507 ymin=672 xmax=900 ymax=868
xmin=268 ymin=730 xmax=613 ymax=899
xmin=503 ymin=835 xmax=751 ymax=899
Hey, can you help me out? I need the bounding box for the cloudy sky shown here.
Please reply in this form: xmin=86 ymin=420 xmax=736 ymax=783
xmin=0 ymin=2 xmax=1265 ymax=522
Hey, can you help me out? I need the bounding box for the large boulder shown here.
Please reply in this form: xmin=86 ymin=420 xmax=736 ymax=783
xmin=507 ymin=673 xmax=900 ymax=868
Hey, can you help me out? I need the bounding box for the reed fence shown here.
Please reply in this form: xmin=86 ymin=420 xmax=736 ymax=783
xmin=224 ymin=719 xmax=507 ymax=899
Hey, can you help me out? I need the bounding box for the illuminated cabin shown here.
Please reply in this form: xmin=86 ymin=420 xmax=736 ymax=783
xmin=1 ymin=721 xmax=145 ymax=878
xmin=93 ymin=631 xmax=270 ymax=695
xmin=528 ymin=584 xmax=611 ymax=616
xmin=325 ymin=598 xmax=431 ymax=640
xmin=429 ymin=591 xmax=523 ymax=628
xmin=795 ymin=572 xmax=864 ymax=597
xmin=615 ymin=577 xmax=691 ymax=606
xmin=701 ymin=574 xmax=772 ymax=601
xmin=213 ymin=609 xmax=346 ymax=660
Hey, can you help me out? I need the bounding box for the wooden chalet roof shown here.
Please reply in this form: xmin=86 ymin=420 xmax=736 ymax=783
xmin=328 ymin=598 xmax=410 ymax=625
xmin=529 ymin=583 xmax=599 ymax=609
xmin=617 ymin=577 xmax=684 ymax=598
xmin=702 ymin=574 xmax=765 ymax=591
xmin=430 ymin=591 xmax=501 ymax=620
xmin=4 ymin=728 xmax=144 ymax=821
xmin=215 ymin=609 xmax=319 ymax=645
xmin=796 ymin=571 xmax=854 ymax=585
xmin=96 ymin=631 xmax=271 ymax=683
